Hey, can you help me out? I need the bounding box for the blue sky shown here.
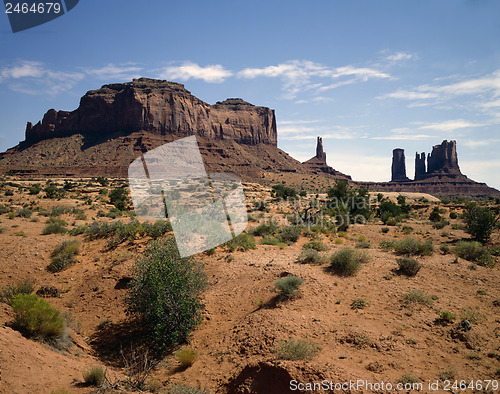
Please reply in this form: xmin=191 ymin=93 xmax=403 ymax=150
xmin=1 ymin=0 xmax=499 ymax=189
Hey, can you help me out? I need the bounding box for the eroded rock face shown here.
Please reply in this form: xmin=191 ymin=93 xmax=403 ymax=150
xmin=24 ymin=78 xmax=277 ymax=146
xmin=415 ymin=152 xmax=426 ymax=181
xmin=391 ymin=148 xmax=410 ymax=182
xmin=302 ymin=137 xmax=352 ymax=179
xmin=427 ymin=140 xmax=461 ymax=176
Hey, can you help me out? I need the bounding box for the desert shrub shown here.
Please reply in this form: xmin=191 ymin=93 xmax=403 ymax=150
xmin=381 ymin=227 xmax=390 ymax=234
xmin=392 ymin=237 xmax=433 ymax=256
xmin=303 ymin=240 xmax=328 ymax=251
xmin=125 ymin=238 xmax=208 ymax=348
xmin=432 ymin=220 xmax=450 ymax=229
xmin=5 ymin=190 xmax=14 ymax=196
xmin=440 ymin=244 xmax=451 ymax=254
xmin=454 ymin=241 xmax=495 ymax=267
xmin=109 ymin=187 xmax=128 ymax=210
xmin=379 ymin=240 xmax=395 ymax=251
xmin=143 ymin=220 xmax=172 ymax=239
xmin=296 ymin=249 xmax=327 ymax=265
xmin=329 ymin=247 xmax=369 ymax=276
xmin=82 ymin=366 xmax=106 ymax=386
xmin=272 ymin=184 xmax=297 ymax=199
xmin=16 ymin=208 xmax=32 ymax=218
xmin=429 ymin=207 xmax=442 ymax=222
xmin=15 ymin=230 xmax=27 ymax=237
xmin=49 ymin=206 xmax=69 ymax=217
xmin=437 ymin=310 xmax=456 ymax=323
xmin=48 ymin=240 xmax=80 ymax=272
xmin=42 ymin=217 xmax=67 ymax=235
xmin=277 ymin=225 xmax=302 ymax=244
xmin=176 ymin=348 xmax=198 ymax=368
xmin=11 ymin=294 xmax=66 ymax=338
xmin=462 ymin=202 xmax=499 ymax=243
xmin=225 ymin=233 xmax=256 ymax=252
xmin=459 ymin=308 xmax=486 ymax=324
xmin=449 ymin=211 xmax=458 ymax=219
xmin=167 ymin=384 xmax=210 ymax=394
xmin=274 ymin=275 xmax=303 ymax=299
xmin=0 ymin=279 xmax=35 ymax=304
xmin=402 ymin=225 xmax=414 ymax=234
xmin=490 ymin=246 xmax=500 ymax=256
xmin=275 ymin=338 xmax=320 ymax=361
xmin=400 ymin=290 xmax=434 ymax=307
xmin=350 ymin=298 xmax=368 ymax=310
xmin=28 ymin=184 xmax=42 ymax=195
xmin=396 ymin=257 xmax=421 ymax=276
xmin=398 ymin=375 xmax=420 ymax=385
xmin=260 ymin=236 xmax=280 ymax=245
xmin=250 ymin=223 xmax=277 ymax=236
xmin=355 ymin=240 xmax=371 ymax=249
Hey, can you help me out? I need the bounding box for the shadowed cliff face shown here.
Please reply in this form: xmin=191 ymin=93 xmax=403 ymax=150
xmin=391 ymin=148 xmax=410 ymax=182
xmin=24 ymin=78 xmax=277 ymax=147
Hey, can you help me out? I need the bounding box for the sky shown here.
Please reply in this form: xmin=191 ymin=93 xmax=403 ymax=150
xmin=0 ymin=0 xmax=499 ymax=189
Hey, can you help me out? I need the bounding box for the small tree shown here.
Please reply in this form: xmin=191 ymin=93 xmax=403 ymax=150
xmin=462 ymin=203 xmax=499 ymax=244
xmin=125 ymin=238 xmax=207 ymax=349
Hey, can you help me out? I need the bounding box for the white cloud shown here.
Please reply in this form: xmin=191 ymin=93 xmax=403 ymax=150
xmin=462 ymin=139 xmax=500 ymax=148
xmin=384 ymin=52 xmax=414 ymax=62
xmin=460 ymin=159 xmax=500 ymax=190
xmin=278 ymin=120 xmax=322 ymax=125
xmin=380 ymin=70 xmax=500 ymax=106
xmin=160 ymin=62 xmax=232 ymax=83
xmin=85 ymin=63 xmax=143 ymax=80
xmin=417 ymin=119 xmax=484 ymax=131
xmin=0 ymin=60 xmax=84 ymax=95
xmin=238 ymin=60 xmax=391 ymax=99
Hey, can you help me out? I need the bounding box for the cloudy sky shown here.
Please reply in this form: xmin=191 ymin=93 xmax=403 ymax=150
xmin=1 ymin=1 xmax=499 ymax=189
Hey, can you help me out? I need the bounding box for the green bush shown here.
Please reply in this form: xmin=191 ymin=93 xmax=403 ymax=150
xmin=296 ymin=249 xmax=327 ymax=265
xmin=125 ymin=238 xmax=208 ymax=348
xmin=379 ymin=240 xmax=395 ymax=251
xmin=303 ymin=240 xmax=328 ymax=251
xmin=429 ymin=207 xmax=442 ymax=222
xmin=437 ymin=310 xmax=456 ymax=323
xmin=277 ymin=225 xmax=302 ymax=244
xmin=396 ymin=257 xmax=421 ymax=276
xmin=329 ymin=247 xmax=369 ymax=276
xmin=462 ymin=202 xmax=499 ymax=243
xmin=167 ymin=384 xmax=210 ymax=394
xmin=400 ymin=290 xmax=434 ymax=307
xmin=143 ymin=220 xmax=172 ymax=239
xmin=350 ymin=298 xmax=368 ymax=310
xmin=82 ymin=366 xmax=106 ymax=386
xmin=381 ymin=227 xmax=390 ymax=234
xmin=250 ymin=223 xmax=277 ymax=236
xmin=432 ymin=220 xmax=449 ymax=229
xmin=226 ymin=233 xmax=256 ymax=252
xmin=272 ymin=184 xmax=297 ymax=199
xmin=449 ymin=211 xmax=458 ymax=219
xmin=109 ymin=187 xmax=128 ymax=210
xmin=260 ymin=236 xmax=280 ymax=245
xmin=440 ymin=244 xmax=451 ymax=254
xmin=274 ymin=338 xmax=320 ymax=361
xmin=176 ymin=347 xmax=198 ymax=368
xmin=11 ymin=294 xmax=66 ymax=338
xmin=402 ymin=225 xmax=414 ymax=234
xmin=41 ymin=217 xmax=67 ymax=235
xmin=392 ymin=237 xmax=433 ymax=256
xmin=48 ymin=240 xmax=80 ymax=272
xmin=355 ymin=241 xmax=371 ymax=249
xmin=0 ymin=279 xmax=35 ymax=304
xmin=274 ymin=276 xmax=303 ymax=299
xmin=16 ymin=208 xmax=32 ymax=218
xmin=454 ymin=241 xmax=495 ymax=267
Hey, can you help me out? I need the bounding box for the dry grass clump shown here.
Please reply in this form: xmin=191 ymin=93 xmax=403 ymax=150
xmin=274 ymin=337 xmax=321 ymax=361
xmin=296 ymin=249 xmax=327 ymax=265
xmin=176 ymin=347 xmax=198 ymax=368
xmin=329 ymin=247 xmax=370 ymax=276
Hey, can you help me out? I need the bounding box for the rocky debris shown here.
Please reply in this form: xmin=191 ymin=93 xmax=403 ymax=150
xmin=391 ymin=148 xmax=410 ymax=182
xmin=302 ymin=137 xmax=352 ymax=180
xmin=24 ymin=78 xmax=277 ymax=147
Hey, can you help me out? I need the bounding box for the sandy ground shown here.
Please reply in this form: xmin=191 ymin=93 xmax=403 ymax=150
xmin=0 ymin=178 xmax=498 ymax=393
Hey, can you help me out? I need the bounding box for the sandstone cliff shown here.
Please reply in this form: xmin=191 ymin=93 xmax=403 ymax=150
xmin=24 ymin=78 xmax=277 ymax=147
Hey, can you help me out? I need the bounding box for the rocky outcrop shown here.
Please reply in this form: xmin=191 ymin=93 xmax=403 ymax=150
xmin=414 ymin=152 xmax=426 ymax=181
xmin=302 ymin=137 xmax=351 ymax=180
xmin=391 ymin=148 xmax=410 ymax=182
xmin=24 ymin=78 xmax=277 ymax=147
xmin=426 ymin=140 xmax=461 ymax=177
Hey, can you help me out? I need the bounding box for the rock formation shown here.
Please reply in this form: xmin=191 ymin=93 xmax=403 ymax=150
xmin=391 ymin=148 xmax=410 ymax=182
xmin=24 ymin=78 xmax=277 ymax=147
xmin=302 ymin=137 xmax=351 ymax=180
xmin=414 ymin=152 xmax=426 ymax=181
